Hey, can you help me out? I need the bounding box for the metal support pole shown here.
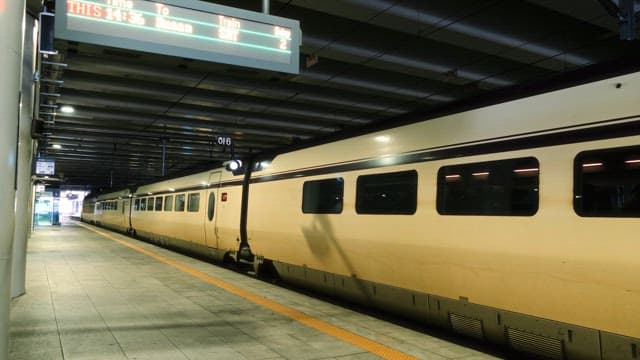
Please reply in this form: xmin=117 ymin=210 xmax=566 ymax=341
xmin=262 ymin=0 xmax=269 ymax=14
xmin=12 ymin=13 xmax=36 ymax=299
xmin=161 ymin=138 xmax=167 ymax=177
xmin=0 ymin=0 xmax=26 ymax=358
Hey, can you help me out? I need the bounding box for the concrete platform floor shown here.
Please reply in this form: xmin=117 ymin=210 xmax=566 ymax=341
xmin=9 ymin=223 xmax=502 ymax=360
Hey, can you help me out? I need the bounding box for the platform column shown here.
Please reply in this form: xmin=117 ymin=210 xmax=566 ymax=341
xmin=0 ymin=0 xmax=26 ymax=357
xmin=12 ymin=13 xmax=35 ymax=299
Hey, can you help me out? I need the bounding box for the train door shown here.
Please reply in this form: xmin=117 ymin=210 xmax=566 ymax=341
xmin=122 ymin=199 xmax=130 ymax=229
xmin=204 ymin=171 xmax=222 ymax=249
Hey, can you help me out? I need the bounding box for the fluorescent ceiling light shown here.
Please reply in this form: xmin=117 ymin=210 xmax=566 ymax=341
xmin=60 ymin=105 xmax=74 ymax=113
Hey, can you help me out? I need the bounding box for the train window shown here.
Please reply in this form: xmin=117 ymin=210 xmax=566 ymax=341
xmin=437 ymin=157 xmax=539 ymax=216
xmin=302 ymin=178 xmax=344 ymax=214
xmin=574 ymin=146 xmax=640 ymax=217
xmin=164 ymin=195 xmax=173 ymax=211
xmin=207 ymin=192 xmax=215 ymax=221
xmin=147 ymin=198 xmax=154 ymax=211
xmin=139 ymin=198 xmax=147 ymax=211
xmin=188 ymin=193 xmax=200 ymax=212
xmin=134 ymin=199 xmax=140 ymax=211
xmin=155 ymin=197 xmax=163 ymax=211
xmin=356 ymin=170 xmax=417 ymax=215
xmin=175 ymin=194 xmax=185 ymax=211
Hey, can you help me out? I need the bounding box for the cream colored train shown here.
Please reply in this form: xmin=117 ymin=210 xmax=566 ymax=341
xmin=83 ymin=69 xmax=640 ymax=359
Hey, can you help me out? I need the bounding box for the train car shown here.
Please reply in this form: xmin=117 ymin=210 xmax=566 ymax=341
xmin=93 ymin=189 xmax=132 ymax=233
xmin=245 ymin=70 xmax=640 ymax=359
xmin=128 ymin=168 xmax=245 ymax=262
xmin=80 ymin=195 xmax=97 ymax=224
xmin=80 ymin=68 xmax=640 ymax=359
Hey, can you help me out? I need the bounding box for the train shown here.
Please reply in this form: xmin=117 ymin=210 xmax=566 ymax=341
xmin=81 ymin=67 xmax=640 ymax=360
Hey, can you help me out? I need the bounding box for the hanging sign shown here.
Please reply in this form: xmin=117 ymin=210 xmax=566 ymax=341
xmin=55 ymin=0 xmax=301 ymax=74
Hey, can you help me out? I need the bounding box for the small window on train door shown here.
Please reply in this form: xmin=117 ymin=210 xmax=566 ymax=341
xmin=147 ymin=197 xmax=154 ymax=211
xmin=207 ymin=193 xmax=215 ymax=221
xmin=175 ymin=194 xmax=185 ymax=211
xmin=164 ymin=195 xmax=173 ymax=211
xmin=437 ymin=157 xmax=539 ymax=216
xmin=574 ymin=146 xmax=640 ymax=217
xmin=155 ymin=197 xmax=163 ymax=211
xmin=302 ymin=178 xmax=344 ymax=214
xmin=188 ymin=193 xmax=200 ymax=212
xmin=356 ymin=170 xmax=417 ymax=214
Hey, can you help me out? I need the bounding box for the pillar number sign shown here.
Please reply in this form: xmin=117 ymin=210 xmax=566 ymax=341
xmin=56 ymin=0 xmax=301 ymax=74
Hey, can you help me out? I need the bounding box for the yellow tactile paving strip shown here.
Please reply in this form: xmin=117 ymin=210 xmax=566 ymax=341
xmin=79 ymin=222 xmax=418 ymax=360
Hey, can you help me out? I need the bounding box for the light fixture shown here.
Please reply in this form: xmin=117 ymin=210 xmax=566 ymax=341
xmin=59 ymin=105 xmax=74 ymax=113
xmin=375 ymin=135 xmax=390 ymax=143
xmin=224 ymin=159 xmax=243 ymax=171
xmin=51 ymin=144 xmax=62 ymax=149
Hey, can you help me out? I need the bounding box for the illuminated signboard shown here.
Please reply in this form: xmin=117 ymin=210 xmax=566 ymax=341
xmin=55 ymin=0 xmax=301 ymax=74
xmin=35 ymin=159 xmax=56 ymax=175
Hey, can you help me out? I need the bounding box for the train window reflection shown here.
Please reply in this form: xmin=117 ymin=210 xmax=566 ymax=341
xmin=147 ymin=198 xmax=154 ymax=211
xmin=134 ymin=198 xmax=140 ymax=211
xmin=175 ymin=194 xmax=185 ymax=212
xmin=302 ymin=178 xmax=344 ymax=214
xmin=139 ymin=198 xmax=147 ymax=211
xmin=188 ymin=193 xmax=200 ymax=212
xmin=574 ymin=146 xmax=640 ymax=217
xmin=437 ymin=157 xmax=539 ymax=216
xmin=164 ymin=195 xmax=173 ymax=211
xmin=155 ymin=197 xmax=163 ymax=211
xmin=356 ymin=170 xmax=417 ymax=215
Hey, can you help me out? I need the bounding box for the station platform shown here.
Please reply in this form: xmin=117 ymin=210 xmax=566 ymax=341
xmin=9 ymin=223 xmax=501 ymax=360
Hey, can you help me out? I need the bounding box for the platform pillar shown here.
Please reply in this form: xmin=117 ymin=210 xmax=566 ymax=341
xmin=0 ymin=0 xmax=26 ymax=358
xmin=12 ymin=13 xmax=35 ymax=299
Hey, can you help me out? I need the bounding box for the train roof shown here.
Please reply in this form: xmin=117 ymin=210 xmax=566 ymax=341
xmin=256 ymin=69 xmax=640 ymax=175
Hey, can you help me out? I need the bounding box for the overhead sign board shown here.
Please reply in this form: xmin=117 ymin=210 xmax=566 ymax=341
xmin=35 ymin=159 xmax=56 ymax=175
xmin=55 ymin=0 xmax=302 ymax=74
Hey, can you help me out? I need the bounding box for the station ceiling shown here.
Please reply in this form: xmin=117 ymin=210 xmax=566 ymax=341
xmin=30 ymin=0 xmax=640 ymax=190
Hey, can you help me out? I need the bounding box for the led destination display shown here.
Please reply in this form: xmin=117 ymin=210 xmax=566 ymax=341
xmin=56 ymin=0 xmax=301 ymax=73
